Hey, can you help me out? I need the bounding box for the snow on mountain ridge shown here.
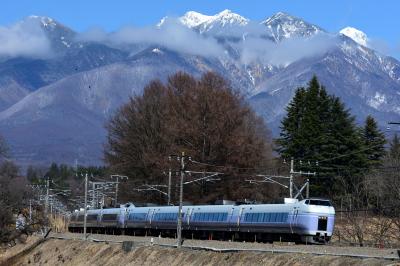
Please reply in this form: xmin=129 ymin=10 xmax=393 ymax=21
xmin=176 ymin=9 xmax=249 ymax=33
xmin=340 ymin=27 xmax=369 ymax=47
xmin=262 ymin=12 xmax=324 ymax=41
xmin=28 ymin=15 xmax=58 ymax=29
xmin=179 ymin=11 xmax=213 ymax=28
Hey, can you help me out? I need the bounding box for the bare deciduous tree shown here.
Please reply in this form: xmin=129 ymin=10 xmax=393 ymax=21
xmin=105 ymin=72 xmax=273 ymax=204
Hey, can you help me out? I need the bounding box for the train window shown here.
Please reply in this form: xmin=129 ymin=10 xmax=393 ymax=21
xmin=129 ymin=213 xmax=147 ymax=221
xmin=102 ymin=214 xmax=118 ymax=221
xmin=276 ymin=213 xmax=282 ymax=222
xmin=153 ymin=212 xmax=180 ymax=221
xmin=282 ymin=213 xmax=288 ymax=222
xmin=192 ymin=212 xmax=227 ymax=222
xmin=271 ymin=213 xmax=277 ymax=222
xmin=307 ymin=200 xmax=332 ymax=206
xmin=249 ymin=213 xmax=254 ymax=222
xmin=210 ymin=213 xmax=214 ymax=221
xmin=87 ymin=214 xmax=98 ymax=221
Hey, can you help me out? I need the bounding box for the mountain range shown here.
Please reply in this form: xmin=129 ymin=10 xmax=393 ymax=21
xmin=0 ymin=10 xmax=399 ymax=167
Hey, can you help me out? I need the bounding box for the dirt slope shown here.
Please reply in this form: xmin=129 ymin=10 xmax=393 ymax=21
xmin=2 ymin=238 xmax=395 ymax=266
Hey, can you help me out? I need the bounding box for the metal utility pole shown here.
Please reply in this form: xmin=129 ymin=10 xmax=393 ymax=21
xmin=45 ymin=177 xmax=49 ymax=216
xmin=177 ymin=152 xmax=185 ymax=248
xmin=289 ymin=158 xmax=294 ymax=198
xmin=111 ymin=175 xmax=128 ymax=207
xmin=92 ymin=182 xmax=96 ymax=208
xmin=83 ymin=173 xmax=88 ymax=240
xmin=246 ymin=158 xmax=315 ymax=199
xmin=168 ymin=156 xmax=172 ymax=206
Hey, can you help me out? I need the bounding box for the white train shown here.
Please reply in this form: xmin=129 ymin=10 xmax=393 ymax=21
xmin=69 ymin=198 xmax=335 ymax=244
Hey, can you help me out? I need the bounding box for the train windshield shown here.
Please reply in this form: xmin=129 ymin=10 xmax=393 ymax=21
xmin=305 ymin=199 xmax=332 ymax=206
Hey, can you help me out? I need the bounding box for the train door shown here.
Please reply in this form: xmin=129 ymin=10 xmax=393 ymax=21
xmin=237 ymin=207 xmax=245 ymax=227
xmin=289 ymin=207 xmax=299 ymax=233
xmin=186 ymin=208 xmax=193 ymax=226
xmin=146 ymin=209 xmax=154 ymax=228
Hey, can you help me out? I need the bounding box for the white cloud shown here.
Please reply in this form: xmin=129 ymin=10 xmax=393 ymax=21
xmin=78 ymin=21 xmax=336 ymax=66
xmin=0 ymin=19 xmax=52 ymax=58
xmin=238 ymin=33 xmax=336 ymax=66
xmin=78 ymin=19 xmax=224 ymax=58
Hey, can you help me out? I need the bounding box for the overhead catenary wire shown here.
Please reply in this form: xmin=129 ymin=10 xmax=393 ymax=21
xmin=188 ymin=157 xmax=284 ymax=171
xmin=312 ymin=143 xmax=386 ymax=164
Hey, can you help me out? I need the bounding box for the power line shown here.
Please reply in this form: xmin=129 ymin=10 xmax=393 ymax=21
xmin=317 ymin=143 xmax=386 ymax=163
xmin=188 ymin=158 xmax=282 ymax=171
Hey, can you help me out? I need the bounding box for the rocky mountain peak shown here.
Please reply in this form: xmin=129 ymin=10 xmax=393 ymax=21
xmin=340 ymin=27 xmax=369 ymax=47
xmin=262 ymin=12 xmax=324 ymax=41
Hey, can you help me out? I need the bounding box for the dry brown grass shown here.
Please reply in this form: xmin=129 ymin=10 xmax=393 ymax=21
xmin=333 ymin=215 xmax=400 ymax=248
xmin=10 ymin=239 xmax=391 ymax=266
xmin=48 ymin=215 xmax=68 ymax=233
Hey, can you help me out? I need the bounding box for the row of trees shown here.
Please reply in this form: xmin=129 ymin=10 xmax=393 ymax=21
xmin=0 ymin=137 xmax=33 ymax=243
xmin=104 ymin=73 xmax=398 ymax=206
xmin=27 ymin=163 xmax=107 ymax=186
xmin=1 ymin=71 xmax=399 ymax=246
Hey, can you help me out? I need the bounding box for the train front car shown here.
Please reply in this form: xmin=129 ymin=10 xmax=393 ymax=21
xmin=295 ymin=198 xmax=335 ymax=243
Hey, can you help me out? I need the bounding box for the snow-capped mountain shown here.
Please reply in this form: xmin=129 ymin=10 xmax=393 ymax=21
xmin=262 ymin=12 xmax=324 ymax=41
xmin=0 ymin=11 xmax=399 ymax=167
xmin=340 ymin=27 xmax=369 ymax=47
xmin=193 ymin=9 xmax=249 ymax=34
xmin=178 ymin=11 xmax=213 ymax=28
xmin=0 ymin=16 xmax=129 ymax=111
xmin=160 ymin=9 xmax=250 ymax=35
xmin=27 ymin=15 xmax=79 ymax=53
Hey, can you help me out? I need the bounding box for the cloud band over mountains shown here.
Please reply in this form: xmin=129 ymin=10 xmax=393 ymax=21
xmin=0 ymin=13 xmax=371 ymax=66
xmin=0 ymin=18 xmax=52 ymax=58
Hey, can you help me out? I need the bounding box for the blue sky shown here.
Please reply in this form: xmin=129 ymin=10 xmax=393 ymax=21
xmin=2 ymin=0 xmax=400 ymax=58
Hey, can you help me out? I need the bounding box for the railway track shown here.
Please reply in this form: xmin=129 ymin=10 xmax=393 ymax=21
xmin=50 ymin=232 xmax=400 ymax=261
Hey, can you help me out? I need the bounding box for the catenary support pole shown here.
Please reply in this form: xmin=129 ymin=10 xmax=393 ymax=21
xmin=177 ymin=152 xmax=185 ymax=248
xmin=45 ymin=177 xmax=49 ymax=216
xmin=115 ymin=176 xmax=119 ymax=207
xmin=290 ymin=158 xmax=294 ymax=198
xmin=92 ymin=182 xmax=95 ymax=208
xmin=168 ymin=156 xmax=172 ymax=206
xmin=83 ymin=173 xmax=88 ymax=240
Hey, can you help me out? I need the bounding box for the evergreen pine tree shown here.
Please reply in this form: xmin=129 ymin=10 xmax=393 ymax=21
xmin=276 ymin=87 xmax=307 ymax=159
xmin=325 ymin=97 xmax=367 ymax=184
xmin=276 ymin=76 xmax=368 ymax=196
xmin=46 ymin=163 xmax=60 ymax=180
xmin=362 ymin=115 xmax=386 ymax=168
